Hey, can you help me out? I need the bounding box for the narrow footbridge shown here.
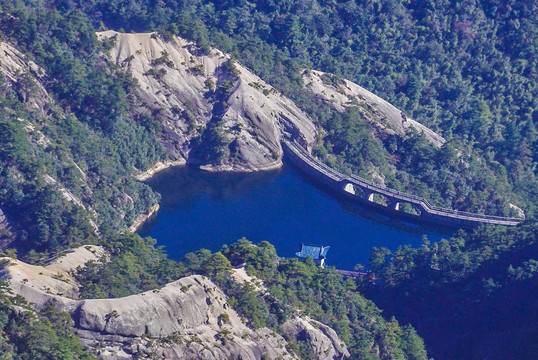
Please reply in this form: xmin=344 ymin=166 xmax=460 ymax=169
xmin=283 ymin=140 xmax=523 ymax=228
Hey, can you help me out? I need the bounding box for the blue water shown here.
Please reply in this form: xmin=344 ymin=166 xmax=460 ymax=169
xmin=140 ymin=163 xmax=451 ymax=270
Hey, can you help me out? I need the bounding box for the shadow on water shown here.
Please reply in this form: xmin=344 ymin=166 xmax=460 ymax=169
xmin=140 ymin=162 xmax=453 ymax=269
xmin=145 ymin=165 xmax=282 ymax=208
xmin=286 ymin=162 xmax=455 ymax=238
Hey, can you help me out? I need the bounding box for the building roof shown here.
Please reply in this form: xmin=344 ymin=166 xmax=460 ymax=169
xmin=296 ymin=244 xmax=330 ymax=260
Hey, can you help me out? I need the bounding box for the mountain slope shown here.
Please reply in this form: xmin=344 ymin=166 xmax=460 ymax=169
xmin=0 ymin=246 xmax=351 ymax=360
xmin=98 ymin=30 xmax=316 ymax=172
xmin=0 ymin=37 xmax=162 ymax=252
xmin=303 ymin=69 xmax=445 ymax=148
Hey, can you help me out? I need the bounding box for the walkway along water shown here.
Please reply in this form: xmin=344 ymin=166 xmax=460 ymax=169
xmin=282 ymin=140 xmax=523 ymax=229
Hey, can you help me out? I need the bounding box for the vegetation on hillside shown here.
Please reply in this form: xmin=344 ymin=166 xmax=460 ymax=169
xmin=363 ymin=221 xmax=538 ymax=359
xmin=0 ymin=281 xmax=96 ymax=359
xmin=0 ymin=4 xmax=164 ymax=253
xmin=75 ymin=236 xmax=429 ymax=360
xmin=39 ymin=0 xmax=537 ymax=216
xmin=76 ymin=232 xmax=183 ymax=298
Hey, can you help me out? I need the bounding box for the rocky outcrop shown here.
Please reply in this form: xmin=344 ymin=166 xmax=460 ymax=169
xmin=127 ymin=204 xmax=160 ymax=232
xmin=0 ymin=245 xmax=105 ymax=310
xmin=0 ymin=208 xmax=13 ymax=250
xmin=303 ymin=69 xmax=445 ymax=148
xmin=134 ymin=159 xmax=187 ymax=181
xmin=97 ymin=31 xmax=317 ymax=172
xmin=74 ymin=275 xmax=294 ymax=360
xmin=1 ymin=249 xmax=354 ymax=360
xmin=1 ymin=252 xmax=296 ymax=360
xmin=0 ymin=42 xmax=50 ymax=113
xmin=509 ymin=203 xmax=526 ymax=219
xmin=281 ymin=316 xmax=350 ymax=360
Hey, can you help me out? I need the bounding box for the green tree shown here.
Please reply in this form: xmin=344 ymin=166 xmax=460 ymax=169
xmin=202 ymin=252 xmax=232 ymax=279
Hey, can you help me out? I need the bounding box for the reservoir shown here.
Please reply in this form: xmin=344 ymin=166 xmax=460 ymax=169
xmin=140 ymin=163 xmax=451 ymax=270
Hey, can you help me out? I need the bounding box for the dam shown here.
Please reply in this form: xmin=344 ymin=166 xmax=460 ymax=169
xmin=282 ymin=140 xmax=522 ymax=228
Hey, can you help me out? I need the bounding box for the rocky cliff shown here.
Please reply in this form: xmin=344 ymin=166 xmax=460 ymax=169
xmin=97 ymin=31 xmax=317 ymax=172
xmin=0 ymin=42 xmax=50 ymax=113
xmin=74 ymin=275 xmax=295 ymax=360
xmin=303 ymin=69 xmax=445 ymax=148
xmin=281 ymin=316 xmax=350 ymax=359
xmin=0 ymin=245 xmax=105 ymax=310
xmin=0 ymin=208 xmax=13 ymax=250
xmin=1 ymin=247 xmax=349 ymax=360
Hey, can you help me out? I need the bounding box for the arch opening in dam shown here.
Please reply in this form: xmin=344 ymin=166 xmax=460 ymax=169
xmin=282 ymin=140 xmax=523 ymax=228
xmin=398 ymin=202 xmax=422 ymax=216
xmin=368 ymin=193 xmax=389 ymax=207
xmin=343 ymin=183 xmax=366 ymax=198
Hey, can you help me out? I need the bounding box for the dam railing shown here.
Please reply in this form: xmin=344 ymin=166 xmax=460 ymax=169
xmin=283 ymin=140 xmax=522 ymax=227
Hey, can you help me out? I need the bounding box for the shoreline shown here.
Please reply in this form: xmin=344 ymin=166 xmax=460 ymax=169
xmin=136 ymin=157 xmax=283 ymax=182
xmin=135 ymin=159 xmax=187 ymax=182
xmin=131 ymin=158 xmax=283 ymax=233
xmin=199 ymin=158 xmax=283 ymax=173
xmin=128 ymin=204 xmax=160 ymax=233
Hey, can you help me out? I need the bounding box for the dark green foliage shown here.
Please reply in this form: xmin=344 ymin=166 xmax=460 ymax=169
xmin=0 ymin=4 xmax=165 ymax=170
xmin=0 ymin=3 xmax=164 ymax=254
xmin=221 ymin=237 xmax=256 ymax=266
xmin=364 ymin=221 xmax=538 ymax=359
xmin=219 ymin=240 xmax=427 ymax=360
xmin=151 ymin=50 xmax=175 ymax=68
xmin=0 ymin=112 xmax=97 ymax=252
xmin=192 ymin=122 xmax=231 ymax=165
xmin=76 ymin=232 xmax=183 ymax=298
xmin=201 ymin=251 xmax=232 ymax=279
xmin=221 ymin=238 xmax=279 ymax=278
xmin=315 ymin=106 xmax=388 ymax=177
xmin=35 ymin=0 xmax=536 ymax=216
xmin=221 ymin=58 xmax=240 ymax=77
xmin=286 ymin=339 xmax=316 ymax=360
xmin=228 ymin=282 xmax=270 ymax=330
xmin=0 ymin=281 xmax=96 ymax=359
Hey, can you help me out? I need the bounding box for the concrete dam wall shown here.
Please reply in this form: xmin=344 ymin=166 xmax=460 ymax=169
xmin=282 ymin=140 xmax=522 ymax=229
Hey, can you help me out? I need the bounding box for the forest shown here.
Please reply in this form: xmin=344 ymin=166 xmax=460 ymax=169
xmin=40 ymin=0 xmax=537 ymax=217
xmin=0 ymin=3 xmax=164 ymax=253
xmin=0 ymin=0 xmax=535 ymax=359
xmin=364 ymin=222 xmax=538 ymax=359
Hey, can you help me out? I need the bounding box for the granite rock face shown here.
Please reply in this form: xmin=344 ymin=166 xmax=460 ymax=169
xmin=98 ymin=31 xmax=317 ymax=172
xmin=0 ymin=245 xmax=106 ymax=311
xmin=0 ymin=208 xmax=13 ymax=250
xmin=281 ymin=316 xmax=351 ymax=360
xmin=303 ymin=69 xmax=445 ymax=148
xmin=74 ymin=275 xmax=295 ymax=360
xmin=1 ymin=249 xmax=353 ymax=360
xmin=0 ymin=41 xmax=50 ymax=113
xmin=0 ymin=251 xmax=293 ymax=359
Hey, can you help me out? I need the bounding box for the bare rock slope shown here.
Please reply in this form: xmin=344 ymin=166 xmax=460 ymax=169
xmin=0 ymin=245 xmax=105 ymax=310
xmin=282 ymin=316 xmax=350 ymax=359
xmin=303 ymin=70 xmax=445 ymax=148
xmin=97 ymin=31 xmax=316 ymax=172
xmin=0 ymin=42 xmax=50 ymax=113
xmin=1 ymin=248 xmax=349 ymax=360
xmin=75 ymin=275 xmax=295 ymax=360
xmin=0 ymin=208 xmax=13 ymax=250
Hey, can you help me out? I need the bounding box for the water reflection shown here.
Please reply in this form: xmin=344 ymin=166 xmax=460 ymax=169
xmin=148 ymin=166 xmax=282 ymax=207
